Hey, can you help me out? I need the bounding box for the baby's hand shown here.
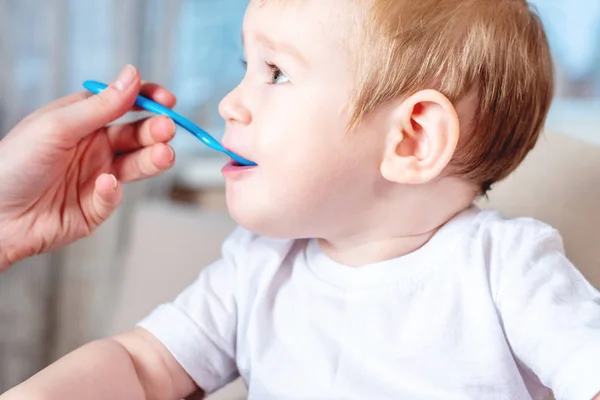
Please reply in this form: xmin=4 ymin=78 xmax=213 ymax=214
xmin=0 ymin=65 xmax=176 ymax=271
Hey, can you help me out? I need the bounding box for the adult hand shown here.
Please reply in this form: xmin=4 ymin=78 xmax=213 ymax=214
xmin=0 ymin=65 xmax=177 ymax=271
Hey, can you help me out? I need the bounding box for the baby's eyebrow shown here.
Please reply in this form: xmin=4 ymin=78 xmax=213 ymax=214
xmin=243 ymin=32 xmax=309 ymax=67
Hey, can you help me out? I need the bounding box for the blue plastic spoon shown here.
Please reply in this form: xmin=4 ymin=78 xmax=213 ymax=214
xmin=83 ymin=80 xmax=256 ymax=166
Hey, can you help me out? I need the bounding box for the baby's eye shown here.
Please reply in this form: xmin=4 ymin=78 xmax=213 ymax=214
xmin=267 ymin=63 xmax=289 ymax=84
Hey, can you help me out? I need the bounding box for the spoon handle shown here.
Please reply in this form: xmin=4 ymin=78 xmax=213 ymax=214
xmin=82 ymin=80 xmax=225 ymax=151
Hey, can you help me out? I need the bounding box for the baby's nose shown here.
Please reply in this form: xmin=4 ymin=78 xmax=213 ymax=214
xmin=219 ymin=84 xmax=252 ymax=126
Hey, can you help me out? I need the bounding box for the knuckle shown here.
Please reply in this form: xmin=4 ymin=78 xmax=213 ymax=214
xmin=39 ymin=115 xmax=68 ymax=139
xmin=137 ymin=117 xmax=153 ymax=139
xmin=91 ymin=91 xmax=115 ymax=112
xmin=138 ymin=154 xmax=158 ymax=177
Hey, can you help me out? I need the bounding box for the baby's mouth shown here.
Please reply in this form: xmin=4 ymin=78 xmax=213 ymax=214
xmin=224 ymin=159 xmax=257 ymax=170
xmin=222 ymin=145 xmax=255 ymax=167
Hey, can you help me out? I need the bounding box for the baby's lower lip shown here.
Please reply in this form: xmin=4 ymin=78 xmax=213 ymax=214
xmin=221 ymin=160 xmax=257 ymax=173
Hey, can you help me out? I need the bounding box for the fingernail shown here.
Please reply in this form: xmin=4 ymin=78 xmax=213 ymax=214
xmin=113 ymin=64 xmax=136 ymax=91
xmin=168 ymin=146 xmax=175 ymax=163
xmin=109 ymin=174 xmax=118 ymax=190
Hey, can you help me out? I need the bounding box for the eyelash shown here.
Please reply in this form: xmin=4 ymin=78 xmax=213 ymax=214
xmin=266 ymin=62 xmax=284 ymax=84
xmin=240 ymin=59 xmax=286 ymax=84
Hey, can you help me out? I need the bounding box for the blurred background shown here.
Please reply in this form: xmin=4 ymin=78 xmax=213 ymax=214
xmin=0 ymin=0 xmax=599 ymax=396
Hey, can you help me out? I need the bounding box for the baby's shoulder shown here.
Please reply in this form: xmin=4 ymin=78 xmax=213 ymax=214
xmin=470 ymin=208 xmax=563 ymax=254
xmin=447 ymin=208 xmax=570 ymax=302
xmin=459 ymin=208 xmax=568 ymax=290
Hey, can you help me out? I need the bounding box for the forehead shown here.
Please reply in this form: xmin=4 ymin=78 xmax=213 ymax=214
xmin=244 ymin=0 xmax=363 ymax=56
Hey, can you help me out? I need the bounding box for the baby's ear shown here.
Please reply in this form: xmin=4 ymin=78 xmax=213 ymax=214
xmin=380 ymin=89 xmax=459 ymax=184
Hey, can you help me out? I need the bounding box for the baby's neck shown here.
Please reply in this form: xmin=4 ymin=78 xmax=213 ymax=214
xmin=318 ymin=178 xmax=476 ymax=267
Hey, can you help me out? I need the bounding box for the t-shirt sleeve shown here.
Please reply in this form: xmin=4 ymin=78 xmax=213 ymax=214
xmin=137 ymin=226 xmax=251 ymax=394
xmin=496 ymin=229 xmax=600 ymax=400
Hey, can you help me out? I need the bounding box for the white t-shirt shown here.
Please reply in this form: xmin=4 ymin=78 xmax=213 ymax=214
xmin=138 ymin=206 xmax=600 ymax=400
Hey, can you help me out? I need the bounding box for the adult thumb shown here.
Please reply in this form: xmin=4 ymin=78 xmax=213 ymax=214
xmin=49 ymin=65 xmax=141 ymax=142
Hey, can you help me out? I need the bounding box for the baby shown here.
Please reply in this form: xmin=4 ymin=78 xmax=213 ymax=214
xmin=3 ymin=0 xmax=600 ymax=399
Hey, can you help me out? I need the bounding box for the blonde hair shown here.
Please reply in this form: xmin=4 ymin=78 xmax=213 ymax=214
xmin=351 ymin=0 xmax=554 ymax=193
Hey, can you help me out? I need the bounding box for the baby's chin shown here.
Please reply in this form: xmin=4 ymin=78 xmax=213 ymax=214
xmin=227 ymin=200 xmax=313 ymax=239
xmin=231 ymin=213 xmax=305 ymax=239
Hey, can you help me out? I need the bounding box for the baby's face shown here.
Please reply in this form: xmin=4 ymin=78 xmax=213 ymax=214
xmin=219 ymin=0 xmax=386 ymax=238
